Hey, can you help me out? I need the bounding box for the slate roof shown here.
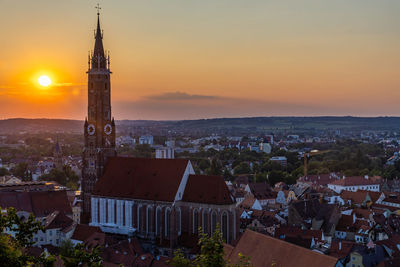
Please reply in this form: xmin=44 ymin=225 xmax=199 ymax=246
xmin=225 ymin=230 xmax=338 ymax=267
xmin=182 ymin=175 xmax=233 ymax=205
xmin=93 ymin=157 xmax=190 ymax=202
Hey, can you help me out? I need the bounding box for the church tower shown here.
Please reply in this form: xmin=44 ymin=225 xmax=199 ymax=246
xmin=82 ymin=8 xmax=116 ymax=221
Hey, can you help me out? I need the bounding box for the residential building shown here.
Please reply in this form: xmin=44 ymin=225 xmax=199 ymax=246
xmin=328 ymin=176 xmax=381 ymax=194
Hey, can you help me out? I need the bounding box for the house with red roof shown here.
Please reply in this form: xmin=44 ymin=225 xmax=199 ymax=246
xmin=328 ymin=176 xmax=381 ymax=194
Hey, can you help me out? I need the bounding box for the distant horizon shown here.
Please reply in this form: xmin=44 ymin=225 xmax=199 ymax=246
xmin=3 ymin=115 xmax=400 ymax=122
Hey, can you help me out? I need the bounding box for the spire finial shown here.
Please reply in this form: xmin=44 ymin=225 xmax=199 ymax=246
xmin=95 ymin=3 xmax=101 ymax=16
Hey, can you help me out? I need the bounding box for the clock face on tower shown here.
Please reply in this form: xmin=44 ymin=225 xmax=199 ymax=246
xmin=88 ymin=124 xmax=95 ymax=135
xmin=104 ymin=124 xmax=112 ymax=135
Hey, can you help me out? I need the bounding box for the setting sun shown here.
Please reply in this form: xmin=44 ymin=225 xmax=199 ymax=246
xmin=38 ymin=75 xmax=52 ymax=87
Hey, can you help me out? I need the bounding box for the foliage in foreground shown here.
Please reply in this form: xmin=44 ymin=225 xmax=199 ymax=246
xmin=0 ymin=207 xmax=102 ymax=267
xmin=169 ymin=227 xmax=252 ymax=267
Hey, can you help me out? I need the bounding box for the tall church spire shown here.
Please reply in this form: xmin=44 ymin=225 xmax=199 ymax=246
xmin=94 ymin=12 xmax=104 ymax=58
xmin=92 ymin=5 xmax=106 ymax=69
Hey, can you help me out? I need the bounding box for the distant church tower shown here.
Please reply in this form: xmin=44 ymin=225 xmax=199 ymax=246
xmin=54 ymin=139 xmax=63 ymax=169
xmin=82 ymin=8 xmax=116 ymax=222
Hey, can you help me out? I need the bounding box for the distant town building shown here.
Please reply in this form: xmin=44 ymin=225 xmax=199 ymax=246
xmin=116 ymin=135 xmax=136 ymax=147
xmin=165 ymin=140 xmax=175 ymax=148
xmin=139 ymin=135 xmax=154 ymax=145
xmin=327 ymin=176 xmax=381 ymax=193
xmin=270 ymin=156 xmax=287 ymax=167
xmin=259 ymin=143 xmax=272 ymax=154
xmin=264 ymin=135 xmax=274 ymax=144
xmin=155 ymin=147 xmax=175 ymax=159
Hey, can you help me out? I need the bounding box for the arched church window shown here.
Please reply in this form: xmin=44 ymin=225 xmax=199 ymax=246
xmin=147 ymin=206 xmax=153 ymax=233
xmin=122 ymin=202 xmax=126 ymax=226
xmin=156 ymin=207 xmax=162 ymax=236
xmin=221 ymin=211 xmax=228 ymax=243
xmin=177 ymin=208 xmax=181 ymax=235
xmin=97 ymin=199 xmax=100 ymax=223
xmin=211 ymin=211 xmax=217 ymax=234
xmin=114 ymin=201 xmax=117 ymax=224
xmin=193 ymin=209 xmax=199 ymax=234
xmin=105 ymin=200 xmax=109 ymax=223
xmin=203 ymin=210 xmax=209 ymax=234
xmin=165 ymin=208 xmax=171 ymax=238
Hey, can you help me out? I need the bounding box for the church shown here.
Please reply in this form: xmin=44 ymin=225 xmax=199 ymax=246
xmin=81 ymin=11 xmax=239 ymax=247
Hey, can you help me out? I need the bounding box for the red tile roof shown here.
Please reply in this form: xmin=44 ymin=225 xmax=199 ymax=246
xmin=329 ymin=240 xmax=355 ymax=259
xmin=31 ymin=191 xmax=72 ymax=217
xmin=44 ymin=211 xmax=75 ymax=231
xmin=72 ymin=224 xmax=102 ymax=242
xmin=340 ymin=190 xmax=381 ymax=205
xmin=298 ymin=174 xmax=338 ymax=186
xmin=93 ymin=157 xmax=189 ymax=202
xmin=225 ymin=230 xmax=338 ymax=267
xmin=182 ymin=175 xmax=233 ymax=205
xmin=0 ymin=190 xmax=72 ymax=217
xmin=330 ymin=176 xmax=381 ymax=186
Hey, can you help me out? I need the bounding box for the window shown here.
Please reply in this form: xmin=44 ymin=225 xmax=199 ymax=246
xmin=211 ymin=211 xmax=217 ymax=234
xmin=106 ymin=201 xmax=109 ymax=223
xmin=156 ymin=207 xmax=162 ymax=236
xmin=177 ymin=208 xmax=181 ymax=235
xmin=138 ymin=205 xmax=145 ymax=232
xmin=203 ymin=211 xmax=209 ymax=234
xmin=221 ymin=212 xmax=228 ymax=242
xmin=147 ymin=206 xmax=152 ymax=233
xmin=114 ymin=201 xmax=117 ymax=224
xmin=97 ymin=200 xmax=100 ymax=223
xmin=165 ymin=208 xmax=171 ymax=238
xmin=193 ymin=209 xmax=199 ymax=234
xmin=122 ymin=202 xmax=126 ymax=226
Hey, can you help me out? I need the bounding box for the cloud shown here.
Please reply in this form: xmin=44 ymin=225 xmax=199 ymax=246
xmin=113 ymin=91 xmax=336 ymax=120
xmin=144 ymin=91 xmax=221 ymax=101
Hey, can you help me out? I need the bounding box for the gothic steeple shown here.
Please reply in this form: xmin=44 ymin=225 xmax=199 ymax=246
xmin=92 ymin=6 xmax=106 ymax=69
xmin=94 ymin=13 xmax=105 ymax=58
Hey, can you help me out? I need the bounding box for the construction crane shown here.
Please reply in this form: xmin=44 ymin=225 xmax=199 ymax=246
xmin=303 ymin=150 xmax=330 ymax=177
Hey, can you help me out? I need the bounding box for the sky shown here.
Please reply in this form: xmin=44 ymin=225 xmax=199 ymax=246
xmin=1 ymin=0 xmax=400 ymax=120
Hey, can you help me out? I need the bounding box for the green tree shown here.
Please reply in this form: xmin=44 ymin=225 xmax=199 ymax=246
xmin=0 ymin=167 xmax=9 ymax=176
xmin=11 ymin=163 xmax=31 ymax=181
xmin=132 ymin=144 xmax=153 ymax=158
xmin=233 ymin=162 xmax=251 ymax=175
xmin=0 ymin=207 xmax=55 ymax=266
xmin=61 ymin=243 xmax=102 ymax=267
xmin=169 ymin=227 xmax=252 ymax=267
xmin=207 ymin=158 xmax=223 ymax=176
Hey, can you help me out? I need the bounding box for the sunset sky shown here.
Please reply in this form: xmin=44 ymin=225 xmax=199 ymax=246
xmin=1 ymin=0 xmax=400 ymax=120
